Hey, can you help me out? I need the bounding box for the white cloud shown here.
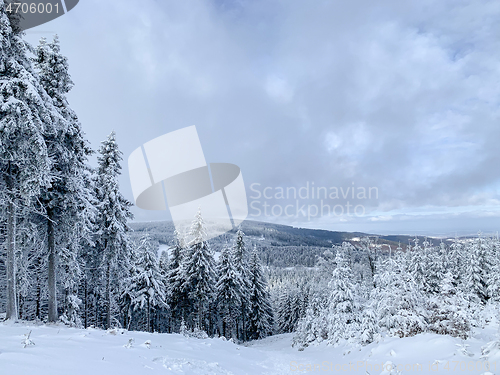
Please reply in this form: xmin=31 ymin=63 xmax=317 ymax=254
xmin=24 ymin=0 xmax=500 ymax=233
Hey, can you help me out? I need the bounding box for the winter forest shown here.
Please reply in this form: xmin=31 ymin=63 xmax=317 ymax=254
xmin=0 ymin=8 xmax=276 ymax=341
xmin=4 ymin=3 xmax=500 ymax=374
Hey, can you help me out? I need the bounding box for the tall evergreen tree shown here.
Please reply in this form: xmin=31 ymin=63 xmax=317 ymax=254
xmin=463 ymin=236 xmax=488 ymax=304
xmin=126 ymin=235 xmax=167 ymax=332
xmin=0 ymin=6 xmax=58 ymax=319
xmin=95 ymin=131 xmax=133 ymax=328
xmin=487 ymin=239 xmax=500 ymax=301
xmin=34 ymin=35 xmax=94 ymax=323
xmin=293 ymin=294 xmax=328 ymax=348
xmin=325 ymin=245 xmax=355 ymax=344
xmin=247 ymin=248 xmax=274 ymax=340
xmin=166 ymin=230 xmax=189 ymax=332
xmin=118 ymin=241 xmax=139 ymax=330
xmin=428 ymin=271 xmax=470 ymax=339
xmin=372 ymin=250 xmax=427 ymax=338
xmin=232 ymin=228 xmax=251 ymax=341
xmin=216 ymin=246 xmax=242 ymax=339
xmin=276 ymin=286 xmax=306 ymax=333
xmin=358 ymin=307 xmax=379 ymax=345
xmin=408 ymin=238 xmax=427 ymax=293
xmin=181 ymin=209 xmax=216 ymax=331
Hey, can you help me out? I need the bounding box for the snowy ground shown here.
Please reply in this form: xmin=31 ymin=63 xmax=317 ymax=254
xmin=1 ymin=318 xmax=500 ymax=375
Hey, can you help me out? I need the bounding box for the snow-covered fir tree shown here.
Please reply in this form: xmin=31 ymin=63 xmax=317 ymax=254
xmin=316 ymin=248 xmax=336 ymax=281
xmin=463 ymin=235 xmax=489 ymax=304
xmin=0 ymin=6 xmax=61 ymax=320
xmin=488 ymin=239 xmax=500 ymax=302
xmin=125 ymin=235 xmax=167 ymax=332
xmin=215 ymin=246 xmax=243 ymax=339
xmin=276 ymin=285 xmax=307 ymax=333
xmin=118 ymin=242 xmax=140 ymax=330
xmin=94 ymin=132 xmax=133 ymax=328
xmin=34 ymin=35 xmax=94 ymax=324
xmin=247 ymin=248 xmax=274 ymax=340
xmin=421 ymin=238 xmax=440 ymax=294
xmin=166 ymin=230 xmax=189 ymax=332
xmin=372 ymin=250 xmax=427 ymax=338
xmin=408 ymin=238 xmax=429 ymax=293
xmin=428 ymin=271 xmax=470 ymax=339
xmin=232 ymin=228 xmax=251 ymax=341
xmin=293 ymin=294 xmax=328 ymax=348
xmin=449 ymin=238 xmax=465 ymax=286
xmin=181 ymin=209 xmax=217 ymax=331
xmin=325 ymin=244 xmax=356 ymax=345
xmin=159 ymin=249 xmax=169 ymax=277
xmin=358 ymin=307 xmax=379 ymax=345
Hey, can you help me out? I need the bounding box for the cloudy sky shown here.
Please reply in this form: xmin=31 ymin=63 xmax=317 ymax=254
xmin=26 ymin=0 xmax=500 ymax=236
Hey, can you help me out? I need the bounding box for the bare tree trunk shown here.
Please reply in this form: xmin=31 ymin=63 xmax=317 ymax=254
xmin=84 ymin=278 xmax=88 ymax=328
xmin=106 ymin=263 xmax=111 ymax=329
xmin=47 ymin=208 xmax=58 ymax=322
xmin=35 ymin=256 xmax=41 ymax=320
xmin=94 ymin=293 xmax=99 ymax=327
xmin=147 ymin=298 xmax=151 ymax=333
xmin=198 ymin=300 xmax=203 ymax=331
xmin=241 ymin=304 xmax=246 ymax=341
xmin=6 ymin=172 xmax=18 ymax=320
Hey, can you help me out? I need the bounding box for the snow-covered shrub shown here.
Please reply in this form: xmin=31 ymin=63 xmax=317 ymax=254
xmin=21 ymin=331 xmax=35 ymax=348
xmin=325 ymin=244 xmax=357 ymax=345
xmin=180 ymin=319 xmax=208 ymax=339
xmin=293 ymin=295 xmax=328 ymax=348
xmin=428 ymin=272 xmax=470 ymax=339
xmin=372 ymin=252 xmax=427 ymax=338
xmin=358 ymin=307 xmax=379 ymax=345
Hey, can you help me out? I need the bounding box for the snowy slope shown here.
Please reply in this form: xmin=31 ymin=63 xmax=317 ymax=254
xmin=0 ymin=319 xmax=499 ymax=375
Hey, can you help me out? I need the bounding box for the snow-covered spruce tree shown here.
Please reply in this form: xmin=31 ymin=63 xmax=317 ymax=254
xmin=15 ymin=230 xmax=33 ymax=320
xmin=118 ymin=241 xmax=140 ymax=330
xmin=408 ymin=238 xmax=429 ymax=294
xmin=0 ymin=5 xmax=61 ymax=320
xmin=325 ymin=244 xmax=356 ymax=345
xmin=449 ymin=237 xmax=465 ymax=286
xmin=34 ymin=35 xmax=94 ymax=323
xmin=428 ymin=271 xmax=470 ymax=339
xmin=361 ymin=237 xmax=377 ymax=289
xmin=159 ymin=249 xmax=169 ymax=276
xmin=487 ymin=238 xmax=500 ymax=302
xmin=372 ymin=250 xmax=427 ymax=338
xmin=293 ymin=294 xmax=328 ymax=348
xmin=247 ymin=248 xmax=274 ymax=340
xmin=155 ymin=247 xmax=171 ymax=331
xmin=216 ymin=246 xmax=243 ymax=339
xmin=166 ymin=230 xmax=189 ymax=332
xmin=58 ymin=239 xmax=84 ymax=327
xmin=127 ymin=235 xmax=167 ymax=332
xmin=276 ymin=285 xmax=307 ymax=334
xmin=358 ymin=307 xmax=379 ymax=345
xmin=316 ymin=248 xmax=336 ymax=283
xmin=232 ymin=228 xmax=251 ymax=341
xmin=12 ymin=219 xmax=51 ymax=321
xmin=421 ymin=238 xmax=441 ymax=295
xmin=181 ymin=208 xmax=216 ymax=332
xmin=95 ymin=131 xmax=133 ymax=328
xmin=463 ymin=235 xmax=489 ymax=305
xmin=437 ymin=241 xmax=449 ymax=281
xmin=276 ymin=288 xmax=292 ymax=333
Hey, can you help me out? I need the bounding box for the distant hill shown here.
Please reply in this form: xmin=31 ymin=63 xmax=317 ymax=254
xmin=129 ymin=220 xmax=447 ymax=267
